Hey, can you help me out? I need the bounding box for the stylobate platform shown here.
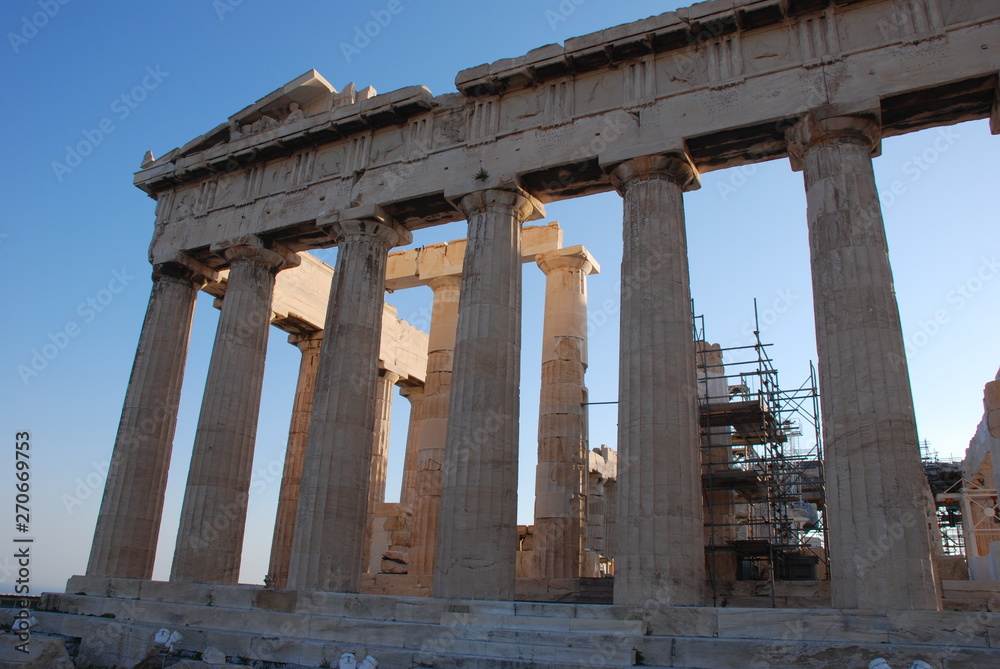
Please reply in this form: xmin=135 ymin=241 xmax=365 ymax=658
xmin=4 ymin=576 xmax=998 ymax=668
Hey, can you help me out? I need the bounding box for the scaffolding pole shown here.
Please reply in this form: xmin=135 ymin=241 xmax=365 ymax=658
xmin=696 ymin=300 xmax=829 ymax=607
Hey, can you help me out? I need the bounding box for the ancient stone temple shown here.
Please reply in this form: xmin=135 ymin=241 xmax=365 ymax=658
xmin=13 ymin=0 xmax=1000 ymax=666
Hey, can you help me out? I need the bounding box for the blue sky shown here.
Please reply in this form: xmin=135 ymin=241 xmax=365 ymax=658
xmin=1 ymin=0 xmax=996 ymax=593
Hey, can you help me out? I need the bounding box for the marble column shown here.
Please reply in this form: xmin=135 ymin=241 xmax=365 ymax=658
xmin=410 ymin=275 xmax=461 ymax=577
xmin=787 ymin=113 xmax=939 ymax=610
xmin=433 ymin=188 xmax=542 ymax=600
xmin=532 ymin=246 xmax=599 ymax=580
xmin=364 ymin=370 xmax=400 ymax=572
xmin=171 ymin=240 xmax=297 ymax=585
xmin=267 ymin=330 xmax=323 ymax=589
xmin=87 ymin=261 xmax=210 ymax=579
xmin=287 ymin=214 xmax=411 ymax=593
xmin=608 ymin=154 xmax=705 ymax=607
xmin=399 ymin=384 xmax=425 ymax=507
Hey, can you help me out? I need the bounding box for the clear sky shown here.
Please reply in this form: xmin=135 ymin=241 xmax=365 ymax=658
xmin=1 ymin=0 xmax=996 ymax=594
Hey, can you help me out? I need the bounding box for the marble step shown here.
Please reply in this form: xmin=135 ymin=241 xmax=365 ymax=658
xmin=410 ymin=652 xmax=619 ymax=669
xmin=39 ymin=594 xmax=443 ymax=650
xmin=633 ymin=635 xmax=1000 ymax=669
xmin=22 ymin=607 xmax=1000 ymax=669
xmin=61 ymin=576 xmax=626 ymax=621
xmin=441 ymin=611 xmax=646 ymax=635
xmin=28 ymin=612 xmax=423 ymax=668
xmin=429 ymin=625 xmax=638 ymax=652
xmin=421 ymin=636 xmax=636 ymax=665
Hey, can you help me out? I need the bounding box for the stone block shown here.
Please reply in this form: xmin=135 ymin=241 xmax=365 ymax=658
xmin=395 ymin=598 xmax=451 ymax=624
xmin=195 ymin=628 xmax=252 ymax=658
xmin=984 ymin=380 xmax=1000 ymax=412
xmin=455 ymin=63 xmax=490 ymax=88
xmin=422 ymin=636 xmax=635 ymax=664
xmin=888 ymin=609 xmax=990 ymax=647
xmin=138 ymin=580 xmax=212 ymax=605
xmin=76 ymin=620 xmax=157 ymax=669
xmin=382 ymin=560 xmax=408 ymax=575
xmin=250 ymin=635 xmax=325 ymax=665
xmin=461 ymin=601 xmax=517 ymax=616
xmin=989 ymin=410 xmax=1000 ymax=439
xmin=206 ymin=584 xmax=256 ymax=609
xmin=201 ymin=646 xmax=226 ymax=664
xmin=106 ymin=577 xmax=144 ymax=599
xmin=65 ymin=574 xmax=111 ymax=595
xmin=564 ymin=30 xmax=609 ymax=55
xmin=525 ymin=44 xmax=564 ymax=66
xmin=568 ymin=617 xmax=646 ymax=635
xmin=643 ymin=605 xmax=719 ymax=637
xmin=255 ymin=588 xmax=298 ymax=613
xmin=633 ymin=636 xmax=675 ymax=666
xmin=717 ymin=608 xmax=889 ymax=644
xmin=294 ymin=590 xmax=349 ymax=616
xmin=567 ymin=603 xmax=624 ymax=621
xmin=343 ymin=594 xmax=398 ymax=621
xmin=0 ymin=632 xmax=74 ymax=669
xmin=384 ymin=549 xmax=409 ymax=563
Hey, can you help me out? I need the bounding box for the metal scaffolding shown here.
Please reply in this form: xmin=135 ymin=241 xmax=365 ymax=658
xmin=923 ymin=445 xmax=966 ymax=558
xmin=694 ymin=301 xmax=829 ymax=606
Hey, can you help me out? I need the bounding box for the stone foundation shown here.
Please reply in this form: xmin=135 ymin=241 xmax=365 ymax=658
xmin=10 ymin=578 xmax=1000 ymax=668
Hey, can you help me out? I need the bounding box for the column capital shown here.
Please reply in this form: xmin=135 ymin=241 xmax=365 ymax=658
xmin=379 ymin=369 xmax=402 ymax=385
xmin=318 ymin=206 xmax=413 ymax=249
xmin=399 ymin=383 xmax=425 ymax=402
xmin=212 ymin=236 xmax=301 ymax=273
xmin=455 ymin=187 xmax=545 ymax=224
xmin=786 ymin=113 xmax=881 ymax=171
xmin=607 ymin=153 xmax=700 ymax=194
xmin=427 ymin=275 xmax=463 ymax=292
xmin=152 ymin=259 xmax=214 ymax=289
xmin=536 ymin=245 xmax=600 ymax=277
xmin=288 ymin=330 xmax=323 ymax=352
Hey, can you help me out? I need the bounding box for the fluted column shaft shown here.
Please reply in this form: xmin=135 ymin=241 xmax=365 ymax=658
xmin=171 ymin=242 xmax=295 ymax=584
xmin=532 ymin=248 xmax=598 ymax=580
xmin=364 ymin=370 xmax=400 ymax=571
xmin=610 ymin=154 xmax=705 ymax=607
xmin=399 ymin=384 xmax=425 ymax=507
xmin=788 ymin=114 xmax=939 ymax=610
xmin=87 ymin=262 xmax=208 ymax=579
xmin=267 ymin=331 xmax=323 ymax=589
xmin=288 ymin=217 xmax=411 ymax=593
xmin=410 ymin=275 xmax=461 ymax=576
xmin=433 ymin=189 xmax=540 ymax=600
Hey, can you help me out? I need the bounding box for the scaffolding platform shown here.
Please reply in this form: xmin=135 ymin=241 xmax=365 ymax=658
xmin=695 ymin=300 xmax=828 ymax=606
